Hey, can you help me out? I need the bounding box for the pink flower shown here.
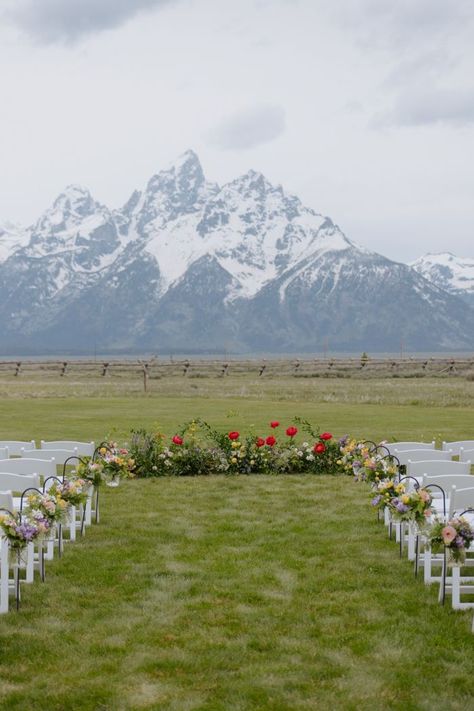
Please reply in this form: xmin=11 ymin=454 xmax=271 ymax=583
xmin=172 ymin=435 xmax=183 ymax=446
xmin=442 ymin=525 xmax=457 ymax=544
xmin=313 ymin=443 xmax=326 ymax=454
xmin=270 ymin=421 xmax=280 ymax=429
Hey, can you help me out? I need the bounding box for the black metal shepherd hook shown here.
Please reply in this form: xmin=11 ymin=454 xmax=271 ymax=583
xmin=19 ymin=487 xmax=48 ymax=583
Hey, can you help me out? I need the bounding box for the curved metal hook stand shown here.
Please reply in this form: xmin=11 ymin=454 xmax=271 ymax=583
xmin=423 ymin=483 xmax=447 ymax=601
xmin=19 ymin=486 xmax=49 ymax=582
xmin=62 ymin=455 xmax=89 ymax=480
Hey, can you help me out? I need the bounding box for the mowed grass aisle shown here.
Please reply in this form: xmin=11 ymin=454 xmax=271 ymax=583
xmin=1 ymin=477 xmax=474 ymax=710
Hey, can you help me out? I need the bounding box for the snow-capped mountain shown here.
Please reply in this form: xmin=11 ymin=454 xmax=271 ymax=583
xmin=411 ymin=253 xmax=474 ymax=307
xmin=0 ymin=221 xmax=29 ymax=263
xmin=0 ymin=150 xmax=473 ymax=353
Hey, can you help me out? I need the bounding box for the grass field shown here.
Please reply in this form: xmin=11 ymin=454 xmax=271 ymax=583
xmin=1 ymin=375 xmax=474 ymax=710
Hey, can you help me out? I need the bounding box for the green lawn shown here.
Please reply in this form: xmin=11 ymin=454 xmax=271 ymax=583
xmin=1 ymin=377 xmax=474 ymax=709
xmin=1 ymin=477 xmax=473 ymax=710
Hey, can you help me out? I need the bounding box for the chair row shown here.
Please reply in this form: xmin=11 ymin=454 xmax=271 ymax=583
xmin=0 ymin=440 xmax=95 ymax=458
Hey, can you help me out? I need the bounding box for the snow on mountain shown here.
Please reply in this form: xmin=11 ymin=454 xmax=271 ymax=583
xmin=0 ymin=221 xmax=29 ymax=263
xmin=0 ymin=151 xmax=473 ymax=353
xmin=411 ymin=253 xmax=474 ymax=303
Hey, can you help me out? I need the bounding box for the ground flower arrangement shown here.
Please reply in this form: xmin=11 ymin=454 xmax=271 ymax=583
xmin=128 ymin=418 xmax=340 ymax=477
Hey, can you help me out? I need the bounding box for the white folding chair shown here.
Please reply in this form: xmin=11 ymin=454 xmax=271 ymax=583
xmin=395 ymin=449 xmax=452 ymax=466
xmin=0 ymin=440 xmax=35 ymax=456
xmin=41 ymin=441 xmax=95 ymax=458
xmin=0 ymin=496 xmax=23 ymax=610
xmin=439 ymin=487 xmax=474 ymax=609
xmin=0 ymin=533 xmax=9 ymax=614
xmin=0 ymin=448 xmax=8 ymax=460
xmin=0 ymin=457 xmax=56 ymax=481
xmin=460 ymin=448 xmax=474 ymax=463
xmin=386 ymin=441 xmax=435 ymax=454
xmin=443 ymin=440 xmax=474 ymax=456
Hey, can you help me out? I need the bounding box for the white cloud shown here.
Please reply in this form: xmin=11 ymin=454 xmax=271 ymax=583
xmin=209 ymin=105 xmax=286 ymax=151
xmin=4 ymin=0 xmax=175 ymax=44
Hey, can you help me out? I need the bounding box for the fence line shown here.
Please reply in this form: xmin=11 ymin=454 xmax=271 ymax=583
xmin=1 ymin=356 xmax=474 ymax=381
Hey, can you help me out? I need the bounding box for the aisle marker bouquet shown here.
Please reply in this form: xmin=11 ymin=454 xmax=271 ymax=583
xmin=428 ymin=516 xmax=474 ymax=564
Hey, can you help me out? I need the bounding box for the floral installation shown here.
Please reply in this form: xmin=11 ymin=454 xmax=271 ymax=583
xmin=48 ymin=479 xmax=90 ymax=507
xmin=387 ymin=487 xmax=433 ymax=526
xmin=337 ymin=437 xmax=372 ymax=475
xmin=353 ymin=454 xmax=398 ymax=485
xmin=77 ymin=442 xmax=135 ymax=486
xmin=127 ymin=418 xmax=340 ymax=477
xmin=24 ymin=491 xmax=69 ymax=532
xmin=370 ymin=479 xmax=406 ymax=512
xmin=427 ymin=516 xmax=474 ymax=565
xmin=0 ymin=512 xmax=41 ymax=552
xmin=96 ymin=442 xmax=136 ymax=481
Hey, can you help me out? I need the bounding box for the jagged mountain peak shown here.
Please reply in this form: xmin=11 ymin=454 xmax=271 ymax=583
xmin=411 ymin=251 xmax=474 ymax=305
xmin=51 ymin=184 xmax=98 ymax=217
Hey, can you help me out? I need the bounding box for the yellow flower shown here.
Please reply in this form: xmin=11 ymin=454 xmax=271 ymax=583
xmin=231 ymin=441 xmax=239 ymax=449
xmin=231 ymin=457 xmax=237 ymax=464
xmin=401 ymin=495 xmax=410 ymax=504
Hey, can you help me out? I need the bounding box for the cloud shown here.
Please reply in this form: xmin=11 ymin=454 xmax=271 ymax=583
xmin=329 ymin=0 xmax=474 ymax=50
xmin=374 ymin=87 xmax=474 ymax=128
xmin=209 ymin=105 xmax=286 ymax=151
xmin=4 ymin=0 xmax=174 ymax=44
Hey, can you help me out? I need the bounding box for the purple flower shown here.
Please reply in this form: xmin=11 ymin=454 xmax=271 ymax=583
xmin=15 ymin=522 xmax=39 ymax=542
xmin=339 ymin=435 xmax=349 ymax=446
xmin=371 ymin=495 xmax=382 ymax=507
xmin=395 ymin=501 xmax=409 ymax=513
xmin=454 ymin=536 xmax=465 ymax=549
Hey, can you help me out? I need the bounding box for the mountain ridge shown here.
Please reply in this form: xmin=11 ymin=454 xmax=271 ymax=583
xmin=0 ymin=151 xmax=473 ymax=354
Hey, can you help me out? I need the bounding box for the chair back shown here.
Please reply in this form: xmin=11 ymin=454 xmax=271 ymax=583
xmin=0 ymin=457 xmax=56 ymax=479
xmin=0 ymin=473 xmax=40 ymax=494
xmin=0 ymin=448 xmax=8 ymax=460
xmin=21 ymin=448 xmax=78 ymax=466
xmin=459 ymin=448 xmax=474 ymax=463
xmin=0 ymin=491 xmax=14 ymax=511
xmin=395 ymin=449 xmax=451 ymax=465
xmin=450 ymin=486 xmax=474 ymax=517
xmin=0 ymin=440 xmax=35 ymax=456
xmin=422 ymin=474 xmax=474 ymax=491
xmin=41 ymin=440 xmax=95 ymax=457
xmin=386 ymin=441 xmax=435 ymax=453
xmin=442 ymin=440 xmax=474 ymax=455
xmin=407 ymin=460 xmax=471 ymax=478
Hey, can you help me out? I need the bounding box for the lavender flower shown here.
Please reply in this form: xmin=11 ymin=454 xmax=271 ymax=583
xmin=15 ymin=522 xmax=39 ymax=542
xmin=395 ymin=501 xmax=409 ymax=513
xmin=371 ymin=495 xmax=382 ymax=507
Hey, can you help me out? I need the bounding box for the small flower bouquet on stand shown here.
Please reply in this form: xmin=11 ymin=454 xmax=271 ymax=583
xmin=0 ymin=512 xmax=40 ymax=561
xmin=428 ymin=516 xmax=474 ymax=565
xmin=388 ymin=488 xmax=433 ymax=528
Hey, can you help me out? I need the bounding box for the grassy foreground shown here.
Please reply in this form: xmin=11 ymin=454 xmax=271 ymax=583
xmin=1 ymin=377 xmax=474 ymax=709
xmin=1 ymin=476 xmax=474 ymax=711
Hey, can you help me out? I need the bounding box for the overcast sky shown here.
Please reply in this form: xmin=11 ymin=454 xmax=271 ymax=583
xmin=1 ymin=0 xmax=473 ymax=262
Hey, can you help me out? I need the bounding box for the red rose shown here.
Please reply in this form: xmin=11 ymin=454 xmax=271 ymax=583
xmin=172 ymin=435 xmax=183 ymax=446
xmin=320 ymin=432 xmax=333 ymax=441
xmin=256 ymin=437 xmax=265 ymax=448
xmin=286 ymin=426 xmax=298 ymax=438
xmin=270 ymin=421 xmax=280 ymax=429
xmin=228 ymin=431 xmax=240 ymax=440
xmin=265 ymin=435 xmax=276 ymax=446
xmin=314 ymin=442 xmax=326 ymax=454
